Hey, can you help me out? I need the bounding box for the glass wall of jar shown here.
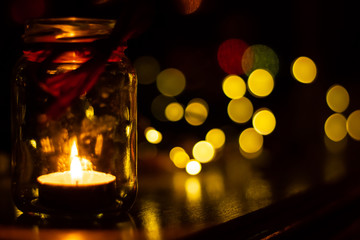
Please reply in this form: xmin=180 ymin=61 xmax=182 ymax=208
xmin=11 ymin=18 xmax=137 ymax=217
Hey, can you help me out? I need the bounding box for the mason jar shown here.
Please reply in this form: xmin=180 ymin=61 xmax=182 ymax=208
xmin=11 ymin=18 xmax=137 ymax=217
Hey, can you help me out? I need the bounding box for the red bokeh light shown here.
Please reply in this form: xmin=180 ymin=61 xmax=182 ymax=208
xmin=217 ymin=38 xmax=248 ymax=75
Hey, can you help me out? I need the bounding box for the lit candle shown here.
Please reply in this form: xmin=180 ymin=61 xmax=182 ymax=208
xmin=37 ymin=140 xmax=116 ymax=211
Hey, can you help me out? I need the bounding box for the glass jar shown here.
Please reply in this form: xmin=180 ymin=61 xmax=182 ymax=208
xmin=11 ymin=18 xmax=137 ymax=217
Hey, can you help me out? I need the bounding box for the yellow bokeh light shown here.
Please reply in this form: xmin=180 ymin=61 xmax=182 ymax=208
xmin=192 ymin=141 xmax=215 ymax=163
xmin=186 ymin=160 xmax=202 ymax=175
xmin=205 ymin=128 xmax=225 ymax=149
xmin=145 ymin=127 xmax=163 ymax=144
xmin=134 ymin=56 xmax=160 ymax=85
xmin=324 ymin=113 xmax=347 ymax=142
xmin=252 ymin=108 xmax=276 ymax=135
xmin=247 ymin=69 xmax=274 ymax=97
xmin=156 ymin=68 xmax=186 ymax=97
xmin=291 ymin=56 xmax=317 ymax=84
xmin=185 ymin=99 xmax=208 ymax=126
xmin=165 ymin=102 xmax=184 ymax=122
xmin=222 ymin=75 xmax=246 ymax=99
xmin=227 ymin=97 xmax=253 ymax=123
xmin=170 ymin=147 xmax=190 ymax=168
xmin=346 ymin=110 xmax=360 ymax=141
xmin=239 ymin=128 xmax=264 ymax=153
xmin=326 ymin=84 xmax=350 ymax=113
xmin=151 ymin=95 xmax=176 ymax=121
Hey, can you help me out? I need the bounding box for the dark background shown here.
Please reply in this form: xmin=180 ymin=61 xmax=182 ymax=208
xmin=0 ymin=0 xmax=359 ymax=167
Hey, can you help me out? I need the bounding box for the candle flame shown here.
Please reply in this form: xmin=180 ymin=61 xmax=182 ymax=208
xmin=70 ymin=139 xmax=83 ymax=181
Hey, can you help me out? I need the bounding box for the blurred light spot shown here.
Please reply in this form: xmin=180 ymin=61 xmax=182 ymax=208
xmin=145 ymin=127 xmax=163 ymax=144
xmin=222 ymin=75 xmax=246 ymax=99
xmin=248 ymin=69 xmax=274 ymax=97
xmin=85 ymin=106 xmax=94 ymax=120
xmin=151 ymin=95 xmax=176 ymax=121
xmin=192 ymin=141 xmax=215 ymax=163
xmin=186 ymin=160 xmax=202 ymax=175
xmin=324 ymin=113 xmax=347 ymax=142
xmin=227 ymin=97 xmax=253 ymax=123
xmin=185 ymin=177 xmax=202 ymax=202
xmin=252 ymin=108 xmax=276 ymax=135
xmin=205 ymin=128 xmax=225 ymax=149
xmin=165 ymin=102 xmax=184 ymax=122
xmin=170 ymin=147 xmax=190 ymax=168
xmin=291 ymin=56 xmax=317 ymax=84
xmin=185 ymin=99 xmax=208 ymax=126
xmin=134 ymin=56 xmax=160 ymax=85
xmin=177 ymin=0 xmax=202 ymax=15
xmin=347 ymin=110 xmax=360 ymax=141
xmin=30 ymin=139 xmax=37 ymax=149
xmin=239 ymin=128 xmax=264 ymax=153
xmin=156 ymin=68 xmax=186 ymax=97
xmin=217 ymin=39 xmax=248 ymax=75
xmin=242 ymin=44 xmax=279 ymax=77
xmin=40 ymin=137 xmax=55 ymax=153
xmin=326 ymin=84 xmax=350 ymax=113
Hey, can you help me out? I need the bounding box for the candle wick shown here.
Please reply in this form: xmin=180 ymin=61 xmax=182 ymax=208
xmin=76 ymin=180 xmax=79 ymax=186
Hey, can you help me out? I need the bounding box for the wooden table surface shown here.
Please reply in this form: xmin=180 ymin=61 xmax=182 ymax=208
xmin=1 ymin=138 xmax=360 ymax=240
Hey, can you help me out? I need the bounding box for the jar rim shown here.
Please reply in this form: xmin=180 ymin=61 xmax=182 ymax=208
xmin=24 ymin=17 xmax=116 ymax=43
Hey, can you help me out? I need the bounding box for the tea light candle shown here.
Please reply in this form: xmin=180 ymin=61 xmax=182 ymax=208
xmin=37 ymin=139 xmax=116 ymax=211
xmin=37 ymin=171 xmax=116 ymax=211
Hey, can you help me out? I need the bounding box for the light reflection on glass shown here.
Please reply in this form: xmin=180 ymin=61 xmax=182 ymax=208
xmin=291 ymin=56 xmax=317 ymax=84
xmin=156 ymin=68 xmax=186 ymax=97
xmin=346 ymin=110 xmax=360 ymax=141
xmin=326 ymin=84 xmax=350 ymax=113
xmin=242 ymin=44 xmax=279 ymax=77
xmin=324 ymin=113 xmax=347 ymax=142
